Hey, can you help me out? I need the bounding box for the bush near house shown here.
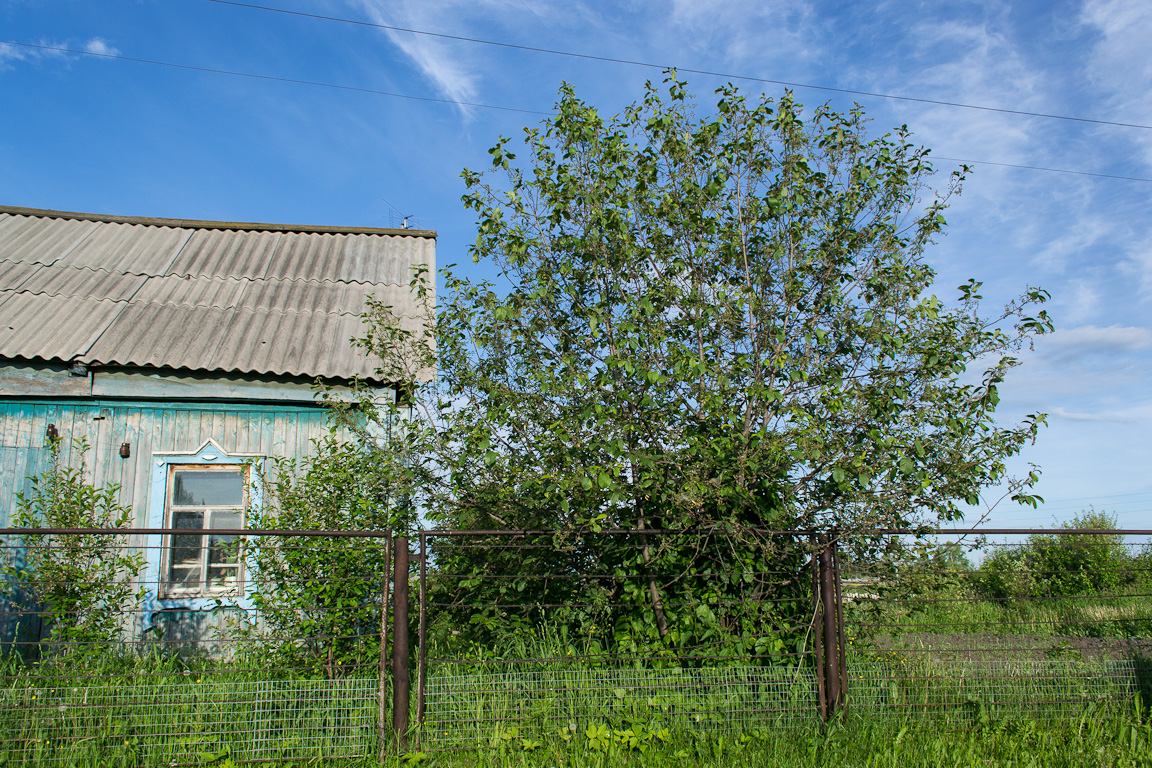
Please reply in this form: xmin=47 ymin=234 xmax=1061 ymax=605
xmin=1 ymin=437 xmax=145 ymax=658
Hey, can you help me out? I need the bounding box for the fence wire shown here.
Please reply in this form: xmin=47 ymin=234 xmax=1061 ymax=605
xmin=0 ymin=525 xmax=1149 ymax=763
xmin=1 ymin=529 xmax=392 ymax=766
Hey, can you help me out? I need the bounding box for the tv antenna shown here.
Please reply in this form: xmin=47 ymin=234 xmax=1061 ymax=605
xmin=381 ymin=197 xmax=433 ymax=230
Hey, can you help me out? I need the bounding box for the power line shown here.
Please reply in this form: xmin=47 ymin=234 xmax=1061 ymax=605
xmin=1040 ymin=490 xmax=1152 ymax=504
xmin=205 ymin=0 xmax=1152 ymax=132
xmin=0 ymin=39 xmax=548 ymax=116
xmin=1035 ymin=504 xmax=1152 ymax=514
xmin=936 ymin=157 xmax=1152 ymax=184
xmin=7 ymin=39 xmax=1151 ymax=186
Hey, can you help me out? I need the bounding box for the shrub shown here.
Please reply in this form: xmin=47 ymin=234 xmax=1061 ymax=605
xmin=975 ymin=511 xmax=1130 ymax=600
xmin=2 ymin=436 xmax=145 ymax=658
xmin=239 ymin=434 xmax=398 ymax=676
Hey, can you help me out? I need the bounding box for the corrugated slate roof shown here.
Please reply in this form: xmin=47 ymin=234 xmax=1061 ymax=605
xmin=0 ymin=206 xmax=435 ymax=383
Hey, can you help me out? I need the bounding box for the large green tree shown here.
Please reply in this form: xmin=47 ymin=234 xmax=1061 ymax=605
xmin=359 ymin=77 xmax=1052 ymax=650
xmin=366 ymin=76 xmax=1051 ymax=535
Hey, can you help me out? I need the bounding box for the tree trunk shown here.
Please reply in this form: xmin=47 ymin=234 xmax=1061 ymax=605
xmin=636 ymin=511 xmax=669 ymax=639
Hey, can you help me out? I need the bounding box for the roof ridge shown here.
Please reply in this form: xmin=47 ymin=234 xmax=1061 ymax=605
xmin=0 ymin=205 xmax=437 ymax=239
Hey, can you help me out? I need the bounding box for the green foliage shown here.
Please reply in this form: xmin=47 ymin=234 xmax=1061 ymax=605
xmin=976 ymin=511 xmax=1133 ymax=600
xmin=1 ymin=436 xmax=144 ymax=657
xmin=420 ymin=74 xmax=1052 ymax=535
xmin=426 ymin=530 xmax=806 ymax=663
xmin=360 ymin=75 xmax=1052 ymax=657
xmin=240 ymin=433 xmax=398 ymax=675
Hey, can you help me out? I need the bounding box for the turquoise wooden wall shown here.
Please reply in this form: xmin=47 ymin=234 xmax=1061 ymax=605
xmin=0 ymin=399 xmax=331 ymax=528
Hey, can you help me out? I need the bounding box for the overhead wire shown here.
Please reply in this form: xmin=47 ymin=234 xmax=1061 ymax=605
xmin=1034 ymin=489 xmax=1152 ymax=504
xmin=935 ymin=157 xmax=1152 ymax=184
xmin=4 ymin=38 xmax=1152 ymax=183
xmin=204 ymin=0 xmax=1152 ymax=132
xmin=0 ymin=39 xmax=548 ymax=116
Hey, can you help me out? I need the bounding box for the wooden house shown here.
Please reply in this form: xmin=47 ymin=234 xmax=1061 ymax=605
xmin=0 ymin=205 xmax=434 ymax=642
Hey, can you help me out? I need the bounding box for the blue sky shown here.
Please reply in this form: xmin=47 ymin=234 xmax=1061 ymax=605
xmin=2 ymin=0 xmax=1151 ymax=528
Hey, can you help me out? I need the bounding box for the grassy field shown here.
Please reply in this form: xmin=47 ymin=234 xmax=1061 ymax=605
xmin=856 ymin=592 xmax=1152 ymax=645
xmin=389 ymin=706 xmax=1151 ymax=767
xmin=1 ymin=652 xmax=1147 ymax=767
xmin=2 ymin=576 xmax=1149 ymax=766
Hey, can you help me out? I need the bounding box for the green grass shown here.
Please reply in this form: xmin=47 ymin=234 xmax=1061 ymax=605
xmin=2 ymin=593 xmax=1150 ymax=768
xmin=0 ymin=648 xmax=1149 ymax=767
xmin=387 ymin=703 xmax=1152 ymax=767
xmin=0 ymin=652 xmax=384 ymax=766
xmin=863 ymin=591 xmax=1152 ymax=640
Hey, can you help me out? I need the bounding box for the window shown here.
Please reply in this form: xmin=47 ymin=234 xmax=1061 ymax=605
xmin=163 ymin=465 xmax=247 ymax=597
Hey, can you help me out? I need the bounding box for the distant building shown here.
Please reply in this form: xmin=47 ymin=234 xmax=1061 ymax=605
xmin=0 ymin=205 xmax=434 ymax=644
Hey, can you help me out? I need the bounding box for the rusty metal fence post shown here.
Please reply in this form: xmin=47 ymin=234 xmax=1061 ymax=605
xmin=832 ymin=530 xmax=847 ymax=713
xmin=392 ymin=537 xmax=410 ymax=750
xmin=811 ymin=534 xmax=826 ymax=721
xmin=813 ymin=531 xmax=847 ymax=722
xmin=417 ymin=531 xmax=428 ymax=735
xmin=377 ymin=530 xmax=392 ymax=761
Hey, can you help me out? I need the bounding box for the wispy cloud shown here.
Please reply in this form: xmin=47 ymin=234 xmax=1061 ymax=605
xmin=83 ymin=38 xmax=120 ymax=57
xmin=0 ymin=42 xmax=30 ymax=70
xmin=1049 ymin=406 xmax=1129 ymax=422
xmin=666 ymin=0 xmax=816 ymax=69
xmin=1029 ymin=215 xmax=1115 ymax=274
xmin=1080 ymin=0 xmax=1152 ymax=168
xmin=0 ymin=38 xmax=69 ymax=72
xmin=350 ymin=0 xmax=562 ymax=119
xmin=1047 ymin=323 xmax=1152 ymax=354
xmin=0 ymin=37 xmax=118 ymax=72
xmin=1116 ymin=231 xmax=1152 ymax=300
xmin=1062 ymin=279 xmax=1102 ymax=324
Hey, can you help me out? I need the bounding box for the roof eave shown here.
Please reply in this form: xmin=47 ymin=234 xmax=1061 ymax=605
xmin=0 ymin=205 xmax=437 ymax=239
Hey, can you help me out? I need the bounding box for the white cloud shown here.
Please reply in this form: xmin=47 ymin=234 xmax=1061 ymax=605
xmin=351 ymin=0 xmax=564 ymax=119
xmin=666 ymin=0 xmax=815 ymax=68
xmin=0 ymin=43 xmax=29 ymax=62
xmin=1080 ymin=0 xmax=1152 ymax=168
xmin=1046 ymin=323 xmax=1152 ymax=353
xmin=0 ymin=39 xmax=69 ymax=71
xmin=0 ymin=37 xmax=118 ymax=73
xmin=1116 ymin=232 xmax=1152 ymax=299
xmin=352 ymin=0 xmax=484 ymax=117
xmin=1029 ymin=215 xmax=1112 ymax=274
xmin=1049 ymin=406 xmax=1125 ymax=422
xmin=1062 ymin=279 xmax=1102 ymax=324
xmin=83 ymin=38 xmax=120 ymax=57
xmin=900 ymin=21 xmax=1043 ymax=168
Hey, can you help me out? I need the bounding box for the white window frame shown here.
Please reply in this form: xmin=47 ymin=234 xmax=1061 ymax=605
xmin=142 ymin=439 xmax=261 ymax=621
xmin=161 ymin=463 xmax=249 ymax=599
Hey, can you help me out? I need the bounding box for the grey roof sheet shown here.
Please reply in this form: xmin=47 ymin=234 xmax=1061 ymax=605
xmin=0 ymin=207 xmax=435 ymax=382
xmin=16 ymin=263 xmax=149 ymax=302
xmin=0 ymin=213 xmax=100 ymax=266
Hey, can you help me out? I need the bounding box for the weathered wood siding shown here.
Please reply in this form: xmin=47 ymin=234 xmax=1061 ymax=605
xmin=0 ymin=399 xmax=331 ymax=528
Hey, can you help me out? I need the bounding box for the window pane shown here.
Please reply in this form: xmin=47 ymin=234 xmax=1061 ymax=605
xmin=209 ymin=509 xmax=242 ymax=532
xmin=207 ymin=511 xmax=242 ymax=591
xmin=172 ymin=469 xmax=244 ymax=507
xmin=207 ymin=563 xmax=239 ymax=590
xmin=167 ymin=564 xmax=201 ymax=591
xmin=167 ymin=510 xmax=204 ymax=589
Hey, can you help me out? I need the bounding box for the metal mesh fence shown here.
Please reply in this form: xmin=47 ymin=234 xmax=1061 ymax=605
xmin=0 ymin=525 xmax=1149 ymax=763
xmin=838 ymin=529 xmax=1152 ymax=727
xmin=0 ymin=528 xmax=393 ymax=766
xmin=844 ymin=658 xmax=1143 ymax=726
xmin=0 ymin=675 xmax=381 ymax=765
xmin=417 ymin=527 xmax=1152 ymax=745
xmin=423 ymin=665 xmax=818 ymax=747
xmin=415 ymin=529 xmax=824 ymax=747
